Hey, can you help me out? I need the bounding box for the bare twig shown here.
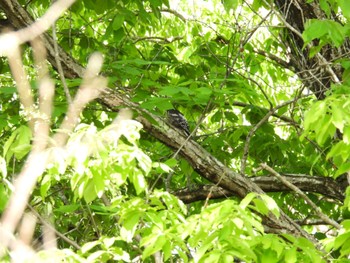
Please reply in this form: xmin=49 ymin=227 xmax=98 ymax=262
xmin=52 ymin=22 xmax=72 ymax=104
xmin=26 ymin=204 xmax=81 ymax=249
xmin=160 ymin=8 xmax=187 ymax=22
xmin=240 ymin=97 xmax=302 ymax=175
xmin=132 ymin=36 xmax=183 ymax=44
xmin=260 ymin=163 xmax=341 ymax=230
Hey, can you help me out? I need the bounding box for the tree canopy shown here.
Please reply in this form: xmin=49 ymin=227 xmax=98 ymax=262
xmin=1 ymin=0 xmax=350 ymax=262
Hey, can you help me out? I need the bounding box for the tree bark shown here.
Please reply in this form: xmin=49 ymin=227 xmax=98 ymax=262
xmin=174 ymin=174 xmax=345 ymax=204
xmin=273 ymin=0 xmax=349 ymax=99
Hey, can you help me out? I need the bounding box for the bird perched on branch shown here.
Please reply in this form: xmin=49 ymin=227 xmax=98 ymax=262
xmin=166 ymin=109 xmax=190 ymax=136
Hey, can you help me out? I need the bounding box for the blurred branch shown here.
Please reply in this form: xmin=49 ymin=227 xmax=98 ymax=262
xmin=7 ymin=45 xmax=35 ymax=131
xmin=0 ymin=0 xmax=76 ymax=55
xmin=52 ymin=53 xmax=106 ymax=147
xmin=0 ymin=39 xmax=105 ymax=254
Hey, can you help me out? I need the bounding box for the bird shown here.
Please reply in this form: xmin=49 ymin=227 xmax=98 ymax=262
xmin=166 ymin=109 xmax=190 ymax=136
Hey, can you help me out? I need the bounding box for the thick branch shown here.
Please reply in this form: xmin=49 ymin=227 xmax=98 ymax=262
xmin=173 ymin=174 xmax=345 ymax=203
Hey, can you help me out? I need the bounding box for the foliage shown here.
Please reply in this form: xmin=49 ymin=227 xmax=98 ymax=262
xmin=2 ymin=0 xmax=350 ymax=262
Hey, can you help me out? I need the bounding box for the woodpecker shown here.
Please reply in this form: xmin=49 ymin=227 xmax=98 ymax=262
xmin=166 ymin=109 xmax=190 ymax=136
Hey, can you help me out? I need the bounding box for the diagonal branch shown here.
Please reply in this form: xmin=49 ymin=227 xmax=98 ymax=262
xmin=260 ymin=163 xmax=341 ymax=229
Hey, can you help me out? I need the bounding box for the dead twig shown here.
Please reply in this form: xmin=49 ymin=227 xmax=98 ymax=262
xmin=260 ymin=163 xmax=341 ymax=230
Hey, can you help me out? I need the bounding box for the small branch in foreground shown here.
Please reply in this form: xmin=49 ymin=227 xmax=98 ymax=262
xmin=7 ymin=45 xmax=35 ymax=132
xmin=0 ymin=0 xmax=76 ymax=56
xmin=260 ymin=163 xmax=341 ymax=230
xmin=0 ymin=49 xmax=106 ymax=252
xmin=52 ymin=52 xmax=107 ymax=146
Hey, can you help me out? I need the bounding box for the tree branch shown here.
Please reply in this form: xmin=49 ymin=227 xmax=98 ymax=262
xmin=173 ymin=174 xmax=345 ymax=203
xmin=260 ymin=163 xmax=341 ymax=229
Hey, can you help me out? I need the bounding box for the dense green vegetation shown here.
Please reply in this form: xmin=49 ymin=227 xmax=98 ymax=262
xmin=1 ymin=0 xmax=350 ymax=262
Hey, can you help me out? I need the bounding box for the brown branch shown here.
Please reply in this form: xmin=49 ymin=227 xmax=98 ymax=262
xmin=254 ymin=49 xmax=293 ymax=70
xmin=160 ymin=8 xmax=186 ymax=22
xmin=132 ymin=36 xmax=183 ymax=44
xmin=173 ymin=174 xmax=345 ymax=203
xmin=295 ymin=219 xmax=342 ymax=226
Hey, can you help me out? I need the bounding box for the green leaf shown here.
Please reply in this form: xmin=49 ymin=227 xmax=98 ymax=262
xmin=142 ymin=235 xmax=167 ymax=259
xmin=131 ymin=169 xmax=146 ymax=195
xmin=92 ymin=170 xmax=105 ymax=198
xmin=0 ymin=156 xmax=6 ymax=178
xmin=343 ymin=126 xmax=350 ymax=144
xmin=120 ymin=211 xmax=141 ymax=242
xmin=222 ymin=0 xmax=238 ymax=13
xmin=83 ymin=179 xmax=98 ymax=203
xmin=81 ymin=240 xmax=100 ymax=253
xmin=87 ymin=251 xmax=109 ymax=261
xmin=240 ymin=193 xmax=257 ymax=209
xmin=303 ymin=19 xmax=345 ymax=47
xmin=260 ymin=195 xmax=280 ymax=218
xmin=3 ymin=125 xmax=32 ymax=162
xmin=113 ymin=15 xmax=125 ymax=30
xmin=55 ymin=204 xmax=80 ymax=213
xmin=338 ymin=0 xmax=350 ymax=20
xmin=332 ymin=104 xmax=345 ymax=132
xmin=0 ymin=184 xmax=9 ymax=212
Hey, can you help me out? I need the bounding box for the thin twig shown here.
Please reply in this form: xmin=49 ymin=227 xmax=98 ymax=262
xmin=27 ymin=205 xmax=81 ymax=249
xmin=260 ymin=163 xmax=341 ymax=230
xmin=240 ymin=97 xmax=302 ymax=175
xmin=52 ymin=22 xmax=72 ymax=104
